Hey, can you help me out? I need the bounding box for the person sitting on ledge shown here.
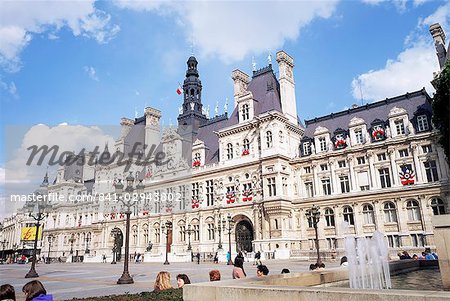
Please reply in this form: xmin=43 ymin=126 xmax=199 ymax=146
xmin=281 ymin=268 xmax=290 ymax=274
xmin=153 ymin=271 xmax=173 ymax=292
xmin=209 ymin=270 xmax=221 ymax=281
xmin=22 ymin=280 xmax=53 ymax=301
xmin=232 ymin=257 xmax=246 ymax=279
xmin=315 ymin=263 xmax=325 ymax=271
xmin=176 ymin=274 xmax=191 ymax=288
xmin=340 ymin=256 xmax=348 ymax=267
xmin=0 ymin=284 xmax=16 ymax=301
xmin=256 ymin=264 xmax=269 ymax=277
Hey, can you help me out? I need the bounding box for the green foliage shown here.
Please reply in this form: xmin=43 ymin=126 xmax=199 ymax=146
xmin=68 ymin=288 xmax=183 ymax=301
xmin=432 ymin=60 xmax=450 ymax=168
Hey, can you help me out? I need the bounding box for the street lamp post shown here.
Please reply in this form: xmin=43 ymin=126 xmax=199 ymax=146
xmin=225 ymin=213 xmax=234 ymax=265
xmin=25 ymin=197 xmax=50 ymax=277
xmin=0 ymin=240 xmax=6 ymax=263
xmin=162 ymin=221 xmax=173 ymax=265
xmin=305 ymin=205 xmax=321 ymax=265
xmin=185 ymin=225 xmax=194 ymax=251
xmin=85 ymin=233 xmax=91 ymax=254
xmin=114 ymin=173 xmax=144 ymax=284
xmin=69 ymin=234 xmax=75 ymax=255
xmin=217 ymin=213 xmax=226 ymax=250
xmin=46 ymin=236 xmax=53 ymax=264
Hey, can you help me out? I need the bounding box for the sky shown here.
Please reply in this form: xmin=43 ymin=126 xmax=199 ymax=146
xmin=0 ymin=0 xmax=449 ymax=217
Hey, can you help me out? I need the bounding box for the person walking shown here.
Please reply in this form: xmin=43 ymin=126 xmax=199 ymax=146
xmin=102 ymin=254 xmax=106 ymax=263
xmin=196 ymin=252 xmax=200 ymax=264
xmin=254 ymin=251 xmax=261 ymax=266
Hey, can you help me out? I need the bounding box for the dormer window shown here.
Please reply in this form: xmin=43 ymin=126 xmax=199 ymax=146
xmin=227 ymin=143 xmax=233 ymax=159
xmin=395 ymin=120 xmax=405 ymax=135
xmin=266 ymin=131 xmax=273 ymax=148
xmin=417 ymin=115 xmax=429 ymax=132
xmin=303 ymin=141 xmax=311 ymax=155
xmin=242 ymin=104 xmax=250 ymax=121
xmin=319 ymin=137 xmax=327 ymax=152
xmin=355 ymin=129 xmax=363 ymax=144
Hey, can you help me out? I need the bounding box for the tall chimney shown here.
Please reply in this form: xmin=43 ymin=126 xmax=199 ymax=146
xmin=144 ymin=107 xmax=161 ymax=157
xmin=231 ymin=69 xmax=250 ymax=108
xmin=276 ymin=50 xmax=298 ymax=125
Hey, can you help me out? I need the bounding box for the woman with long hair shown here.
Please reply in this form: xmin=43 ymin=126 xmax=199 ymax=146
xmin=153 ymin=271 xmax=173 ymax=291
xmin=232 ymin=257 xmax=246 ymax=279
xmin=22 ymin=281 xmax=52 ymax=301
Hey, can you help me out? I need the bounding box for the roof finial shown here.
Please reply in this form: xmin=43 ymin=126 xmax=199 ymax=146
xmin=134 ymin=106 xmax=138 ymax=119
xmin=268 ymin=51 xmax=272 ymax=65
xmin=224 ymin=98 xmax=228 ymax=114
xmin=190 ymin=37 xmax=195 ymax=56
xmin=215 ymin=101 xmax=219 ymax=117
xmin=252 ymin=56 xmax=256 ymax=72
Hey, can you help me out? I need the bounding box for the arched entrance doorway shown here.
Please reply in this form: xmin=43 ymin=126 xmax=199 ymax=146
xmin=111 ymin=228 xmax=123 ymax=262
xmin=235 ymin=220 xmax=254 ymax=252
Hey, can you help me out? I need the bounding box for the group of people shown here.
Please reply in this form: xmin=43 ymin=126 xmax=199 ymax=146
xmin=397 ymin=248 xmax=438 ymax=260
xmin=1 ymin=281 xmax=53 ymax=301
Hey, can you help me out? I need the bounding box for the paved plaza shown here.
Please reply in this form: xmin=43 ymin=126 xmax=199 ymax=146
xmin=0 ymin=259 xmax=340 ymax=300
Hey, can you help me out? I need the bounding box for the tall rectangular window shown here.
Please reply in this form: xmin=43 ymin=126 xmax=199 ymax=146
xmin=192 ymin=182 xmax=199 ymax=200
xmin=206 ymin=180 xmax=214 ymax=206
xmin=305 ymin=182 xmax=313 ymax=197
xmin=339 ymin=175 xmax=350 ymax=193
xmin=357 ymin=156 xmax=366 ymax=165
xmin=303 ymin=142 xmax=311 ymax=155
xmin=379 ymin=168 xmax=391 ymax=188
xmin=424 ymin=160 xmax=439 ymax=182
xmin=322 ymin=178 xmax=331 ymax=195
xmin=422 ymin=144 xmax=432 ymax=153
xmin=395 ymin=120 xmax=405 ymax=135
xmin=417 ymin=115 xmax=429 ymax=132
xmin=267 ymin=177 xmax=276 ymax=196
xmin=320 ymin=164 xmax=328 ymax=171
xmin=411 ymin=234 xmax=424 ymax=247
xmin=355 ymin=129 xmax=363 ymax=144
xmin=282 ymin=177 xmax=288 ymax=195
xmin=179 ymin=185 xmax=186 ymax=211
xmin=304 ymin=166 xmax=311 ymax=174
xmin=387 ymin=235 xmax=401 ymax=248
xmin=319 ymin=137 xmax=327 ymax=152
xmin=338 ymin=160 xmax=346 ymax=168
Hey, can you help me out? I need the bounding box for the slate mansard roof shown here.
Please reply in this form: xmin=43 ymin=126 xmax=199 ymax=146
xmin=302 ymin=88 xmax=433 ymax=138
xmin=226 ymin=65 xmax=282 ymax=128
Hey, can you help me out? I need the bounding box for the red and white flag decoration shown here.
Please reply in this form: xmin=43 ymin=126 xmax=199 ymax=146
xmin=176 ymin=85 xmax=183 ymax=95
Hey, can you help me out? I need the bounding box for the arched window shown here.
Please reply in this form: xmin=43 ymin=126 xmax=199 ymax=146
xmin=431 ymin=198 xmax=446 ymax=215
xmin=143 ymin=224 xmax=149 ymax=244
xmin=227 ymin=143 xmax=233 ymax=159
xmin=154 ymin=223 xmax=160 ymax=243
xmin=343 ymin=206 xmax=354 ymax=225
xmin=406 ymin=200 xmax=421 ymax=221
xmin=362 ymin=204 xmax=375 ymax=224
xmin=279 ymin=131 xmax=284 ymax=144
xmin=266 ymin=131 xmax=273 ymax=148
xmin=132 ymin=225 xmax=138 ymax=245
xmin=383 ymin=202 xmax=397 ymax=223
xmin=242 ymin=104 xmax=250 ymax=121
xmin=324 ymin=208 xmax=335 ymax=227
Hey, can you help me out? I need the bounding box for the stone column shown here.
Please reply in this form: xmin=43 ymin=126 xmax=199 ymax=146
xmin=312 ymin=162 xmax=320 ymax=196
xmin=436 ymin=146 xmax=449 ymax=181
xmin=432 ymin=215 xmax=450 ymax=289
xmin=347 ymin=155 xmax=357 ymax=192
xmin=388 ymin=147 xmax=399 ymax=186
xmin=329 ymin=159 xmax=338 ymax=194
xmin=367 ymin=151 xmax=377 ymax=189
xmin=411 ymin=143 xmax=423 ymax=183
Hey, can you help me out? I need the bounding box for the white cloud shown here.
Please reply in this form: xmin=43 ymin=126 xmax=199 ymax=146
xmin=84 ymin=65 xmax=99 ymax=81
xmin=0 ymin=77 xmax=18 ymax=98
xmin=0 ymin=1 xmax=120 ymax=72
xmin=351 ymin=3 xmax=449 ymax=102
xmin=114 ymin=0 xmax=339 ymax=62
xmin=362 ymin=0 xmax=408 ymax=12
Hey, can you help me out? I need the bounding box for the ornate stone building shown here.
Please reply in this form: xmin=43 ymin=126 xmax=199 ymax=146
xmin=2 ymin=44 xmax=449 ymax=263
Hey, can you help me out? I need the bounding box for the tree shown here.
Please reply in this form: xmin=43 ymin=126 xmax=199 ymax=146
xmin=432 ymin=60 xmax=450 ymax=168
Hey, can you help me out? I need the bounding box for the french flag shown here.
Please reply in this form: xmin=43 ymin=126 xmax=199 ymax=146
xmin=176 ymin=85 xmax=183 ymax=95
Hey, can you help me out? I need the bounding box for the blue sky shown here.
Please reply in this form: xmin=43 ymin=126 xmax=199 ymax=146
xmin=0 ymin=0 xmax=449 ymax=207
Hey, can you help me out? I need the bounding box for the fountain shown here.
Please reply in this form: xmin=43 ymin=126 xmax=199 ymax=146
xmin=344 ymin=223 xmax=391 ymax=289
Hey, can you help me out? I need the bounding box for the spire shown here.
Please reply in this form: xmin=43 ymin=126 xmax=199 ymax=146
xmin=41 ymin=169 xmax=49 ymax=187
xmin=224 ymin=98 xmax=228 ymax=114
xmin=252 ymin=56 xmax=256 ymax=72
xmin=268 ymin=51 xmax=272 ymax=65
